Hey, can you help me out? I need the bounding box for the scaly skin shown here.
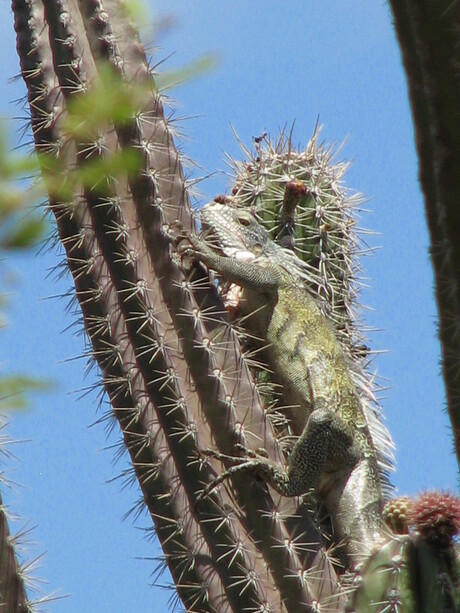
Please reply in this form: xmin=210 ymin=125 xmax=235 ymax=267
xmin=185 ymin=202 xmax=386 ymax=565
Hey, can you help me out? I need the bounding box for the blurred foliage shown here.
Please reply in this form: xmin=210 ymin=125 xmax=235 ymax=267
xmin=0 ymin=376 xmax=51 ymax=411
xmin=0 ymin=124 xmax=46 ymax=251
xmin=42 ymin=60 xmax=215 ymax=203
xmin=0 ymin=123 xmax=49 ymax=411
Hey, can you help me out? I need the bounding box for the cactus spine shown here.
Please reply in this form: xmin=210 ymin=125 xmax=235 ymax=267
xmin=0 ymin=431 xmax=34 ymax=612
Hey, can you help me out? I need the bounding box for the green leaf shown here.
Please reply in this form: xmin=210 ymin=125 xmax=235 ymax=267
xmin=0 ymin=376 xmax=52 ymax=411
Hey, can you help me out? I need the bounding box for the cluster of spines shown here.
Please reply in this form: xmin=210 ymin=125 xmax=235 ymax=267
xmin=12 ymin=0 xmax=347 ymax=611
xmin=226 ymin=131 xmax=394 ymax=492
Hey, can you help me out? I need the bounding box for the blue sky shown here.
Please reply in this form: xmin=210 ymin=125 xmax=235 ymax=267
xmin=0 ymin=1 xmax=457 ymax=611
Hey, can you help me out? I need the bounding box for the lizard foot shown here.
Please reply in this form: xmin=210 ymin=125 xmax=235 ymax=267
xmin=177 ymin=232 xmax=212 ymax=263
xmin=195 ymin=458 xmax=271 ymax=506
xmin=196 ymin=447 xmax=279 ymax=507
xmin=233 ymin=443 xmax=269 ymax=458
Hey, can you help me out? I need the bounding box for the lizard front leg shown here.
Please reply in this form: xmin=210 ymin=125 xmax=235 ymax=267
xmin=180 ymin=233 xmax=284 ymax=292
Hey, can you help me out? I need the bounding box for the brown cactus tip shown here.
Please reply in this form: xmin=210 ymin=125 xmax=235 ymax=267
xmin=213 ymin=194 xmax=232 ymax=204
xmin=411 ymin=490 xmax=460 ymax=548
xmin=383 ymin=496 xmax=413 ymax=534
xmin=285 ymin=180 xmax=307 ymax=196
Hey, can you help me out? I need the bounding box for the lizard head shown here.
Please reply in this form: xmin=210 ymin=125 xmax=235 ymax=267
xmin=200 ymin=201 xmax=275 ymax=261
xmin=199 ymin=201 xmax=279 ymax=312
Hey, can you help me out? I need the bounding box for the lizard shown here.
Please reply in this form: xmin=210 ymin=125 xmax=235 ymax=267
xmin=180 ymin=200 xmax=390 ymax=566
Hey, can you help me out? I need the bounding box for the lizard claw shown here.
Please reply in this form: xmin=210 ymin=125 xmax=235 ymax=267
xmin=171 ymin=223 xmax=208 ymax=264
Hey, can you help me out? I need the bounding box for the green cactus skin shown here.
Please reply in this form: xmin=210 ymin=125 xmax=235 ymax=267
xmin=229 ymin=131 xmax=362 ymax=347
xmin=348 ymin=537 xmax=413 ymax=612
xmin=349 ymin=535 xmax=460 ymax=613
xmin=351 ymin=492 xmax=460 ymax=612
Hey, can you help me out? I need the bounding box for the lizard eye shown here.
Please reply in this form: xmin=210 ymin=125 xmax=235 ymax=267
xmin=238 ymin=216 xmax=250 ymax=226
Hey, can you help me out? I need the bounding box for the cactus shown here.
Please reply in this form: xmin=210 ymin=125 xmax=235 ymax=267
xmin=0 ymin=428 xmax=33 ymax=613
xmin=0 ymin=492 xmax=30 ymax=612
xmin=228 ymin=131 xmax=361 ymax=342
xmin=0 ymin=126 xmax=55 ymax=611
xmin=350 ymin=492 xmax=460 ymax=612
xmin=0 ymin=446 xmax=52 ymax=611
